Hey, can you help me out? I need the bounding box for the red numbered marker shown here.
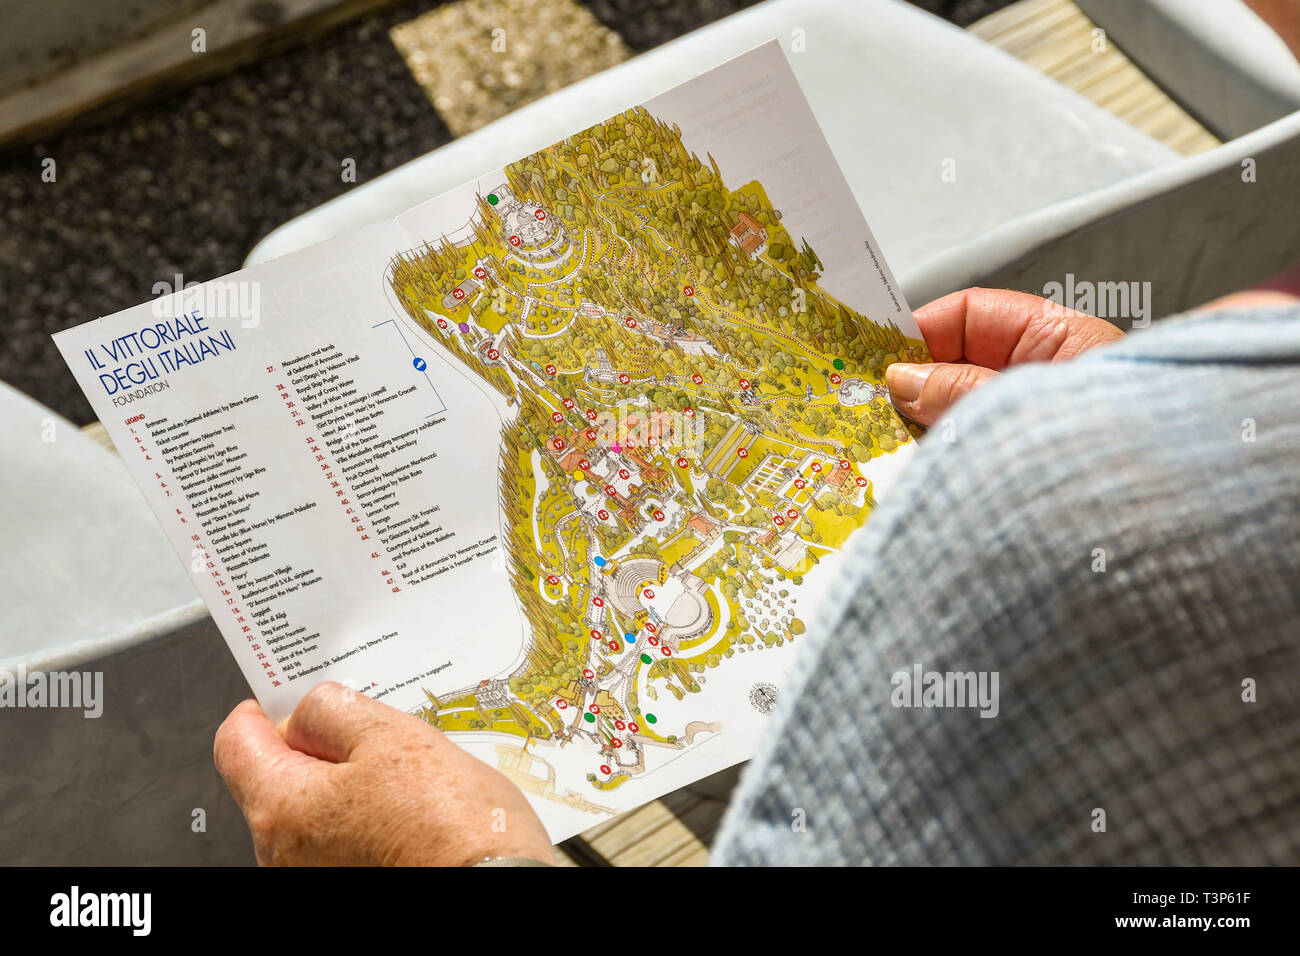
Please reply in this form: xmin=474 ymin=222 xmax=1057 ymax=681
xmin=684 ymin=407 xmax=695 ymax=418
xmin=661 ymin=647 xmax=672 ymax=657
xmin=625 ymin=317 xmax=637 ymax=329
xmin=452 ymin=288 xmax=465 ymax=300
xmin=487 ymin=348 xmax=500 ymax=361
xmin=552 ymin=437 xmax=566 ymax=450
xmin=684 ymin=285 xmax=695 ymax=296
xmin=600 ymin=764 xmax=611 ymax=775
xmin=535 ymin=209 xmax=546 ymax=221
xmin=856 ymin=476 xmax=868 ymax=487
xmin=774 ymin=515 xmax=786 ymax=526
xmin=437 ymin=318 xmax=448 ymax=329
xmin=648 ymin=636 xmax=659 ymax=646
xmin=691 ymin=373 xmax=703 ymax=385
xmin=618 ymin=373 xmax=630 ymax=385
xmin=509 ymin=235 xmax=521 ymax=246
xmin=653 ymin=510 xmax=665 ymax=522
xmin=605 ymin=484 xmax=617 ymax=496
xmin=551 ymin=411 xmax=564 ymax=423
xmin=578 ymin=458 xmax=591 ymax=470
xmin=590 ymin=704 xmax=600 ymax=714
xmin=839 ymin=459 xmax=851 ymax=469
xmin=615 ymin=720 xmax=626 ymax=731
xmin=787 ymin=508 xmax=799 ymax=519
xmin=812 ymin=462 xmax=823 ymax=473
xmin=590 ymin=629 xmax=603 ymax=640
xmin=546 ymin=575 xmax=560 ymax=585
xmin=597 ymin=509 xmax=609 ymax=520
xmin=646 ymin=623 xmax=657 ymax=633
xmin=738 ymin=447 xmax=748 ymax=458
xmin=619 ymin=468 xmax=630 ymax=480
xmin=583 ymin=668 xmax=594 ymax=679
xmin=557 ymin=699 xmax=568 ymax=709
xmin=585 ymin=429 xmax=597 ymax=441
xmin=830 ymin=373 xmax=842 ymax=385
xmin=739 ymin=378 xmax=750 ymax=390
xmin=676 ymin=457 xmax=688 ymax=468
xmin=643 ymin=588 xmax=655 ymax=599
xmin=628 ymin=722 xmax=639 ymax=733
xmin=794 ymin=478 xmax=806 ymax=489
xmin=585 ymin=409 xmax=597 ymax=421
xmin=608 ymin=640 xmax=620 ymax=652
xmin=592 ymin=597 xmax=604 ymax=608
xmin=474 ymin=266 xmax=487 ymax=279
xmin=545 ymin=364 xmax=557 ymax=376
xmin=563 ymin=398 xmax=575 ymax=409
xmin=612 ymin=738 xmax=623 ymax=749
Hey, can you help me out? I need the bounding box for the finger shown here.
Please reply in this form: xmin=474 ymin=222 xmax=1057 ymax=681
xmin=912 ymin=287 xmax=1123 ymax=369
xmin=886 ymin=361 xmax=999 ymax=426
xmin=214 ymin=698 xmax=318 ymax=811
xmin=284 ymin=681 xmax=427 ymax=764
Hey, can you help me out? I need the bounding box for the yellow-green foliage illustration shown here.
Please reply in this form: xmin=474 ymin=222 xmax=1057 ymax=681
xmin=389 ymin=105 xmax=925 ymax=787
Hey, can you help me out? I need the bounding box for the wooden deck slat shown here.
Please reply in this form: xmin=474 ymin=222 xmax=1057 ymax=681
xmin=971 ymin=0 xmax=1063 ymax=44
xmin=969 ymin=0 xmax=1218 ymax=156
xmin=974 ymin=0 xmax=1079 ymax=53
xmin=585 ymin=799 xmax=693 ymax=858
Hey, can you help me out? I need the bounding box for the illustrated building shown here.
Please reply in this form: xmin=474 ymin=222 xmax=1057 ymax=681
xmin=592 ymin=689 xmax=626 ymax=722
xmin=549 ymin=427 xmax=594 ymax=468
xmin=687 ymin=512 xmax=722 ymax=542
xmin=825 ymin=466 xmax=856 ymax=499
xmin=440 ymin=276 xmax=481 ymax=310
xmin=728 ymin=211 xmax=769 ymax=259
xmin=773 ymin=536 xmax=810 ymax=572
xmin=477 ymin=678 xmax=512 ymax=710
xmin=625 ymin=451 xmax=670 ymax=490
xmin=587 ymin=347 xmax=617 ymax=383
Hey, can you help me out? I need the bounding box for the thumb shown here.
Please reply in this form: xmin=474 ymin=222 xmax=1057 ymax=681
xmin=886 ymin=362 xmax=999 ymax=426
xmin=284 ymin=681 xmax=428 ymax=764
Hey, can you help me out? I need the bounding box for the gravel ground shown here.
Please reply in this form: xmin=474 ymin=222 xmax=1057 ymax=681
xmin=0 ymin=0 xmax=1015 ymax=425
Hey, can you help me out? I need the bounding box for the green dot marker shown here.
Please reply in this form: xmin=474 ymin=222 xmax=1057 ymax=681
xmin=645 ymin=713 xmax=657 ymax=724
xmin=640 ymin=653 xmax=653 ymax=665
xmin=832 ymin=358 xmax=845 ymax=370
xmin=487 ymin=193 xmax=499 ymax=205
xmin=583 ymin=712 xmax=595 ymax=723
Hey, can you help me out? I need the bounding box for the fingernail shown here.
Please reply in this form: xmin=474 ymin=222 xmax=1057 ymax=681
xmin=885 ymin=363 xmax=934 ymax=403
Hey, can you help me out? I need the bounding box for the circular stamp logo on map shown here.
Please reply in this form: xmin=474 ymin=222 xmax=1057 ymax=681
xmin=749 ymin=682 xmax=778 ymax=716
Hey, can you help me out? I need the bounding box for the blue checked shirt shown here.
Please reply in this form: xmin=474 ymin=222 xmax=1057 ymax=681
xmin=712 ymin=305 xmax=1300 ymax=865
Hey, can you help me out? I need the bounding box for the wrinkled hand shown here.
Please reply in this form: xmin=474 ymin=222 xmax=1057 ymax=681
xmin=885 ymin=288 xmax=1124 ymax=426
xmin=214 ymin=682 xmax=554 ymax=866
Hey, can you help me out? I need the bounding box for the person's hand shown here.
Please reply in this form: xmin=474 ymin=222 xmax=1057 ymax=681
xmin=214 ymin=682 xmax=554 ymax=866
xmin=885 ymin=288 xmax=1124 ymax=427
xmin=1244 ymin=0 xmax=1300 ymax=60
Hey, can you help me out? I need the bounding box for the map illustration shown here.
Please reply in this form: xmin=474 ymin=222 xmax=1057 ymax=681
xmin=385 ymin=97 xmax=925 ymax=816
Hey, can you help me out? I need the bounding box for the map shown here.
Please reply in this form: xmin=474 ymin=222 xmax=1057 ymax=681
xmin=383 ymin=45 xmax=926 ymax=819
xmin=52 ymin=41 xmax=929 ymax=841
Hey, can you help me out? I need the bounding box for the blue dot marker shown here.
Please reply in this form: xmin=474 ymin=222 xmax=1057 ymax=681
xmin=413 ymin=357 xmax=427 ymax=372
xmin=624 ymin=632 xmax=634 ymax=641
xmin=593 ymin=556 xmax=607 ymax=567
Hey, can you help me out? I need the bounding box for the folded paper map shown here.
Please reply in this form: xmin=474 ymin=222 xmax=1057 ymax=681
xmin=54 ymin=41 xmax=927 ymax=841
